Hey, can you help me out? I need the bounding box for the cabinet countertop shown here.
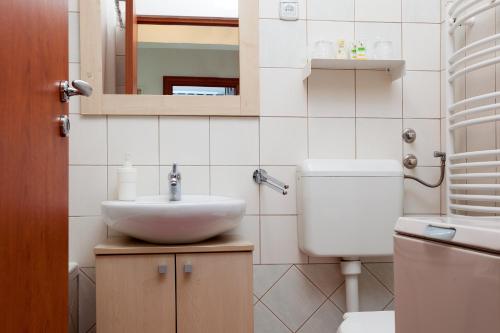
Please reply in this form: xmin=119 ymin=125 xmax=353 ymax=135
xmin=95 ymin=234 xmax=254 ymax=255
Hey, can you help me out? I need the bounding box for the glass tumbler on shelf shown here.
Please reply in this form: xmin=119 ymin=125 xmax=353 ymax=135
xmin=374 ymin=40 xmax=393 ymax=60
xmin=313 ymin=40 xmax=335 ymax=59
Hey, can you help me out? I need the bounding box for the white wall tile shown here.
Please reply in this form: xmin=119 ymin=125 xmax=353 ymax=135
xmin=108 ymin=165 xmax=159 ymax=199
xmin=260 ymin=19 xmax=307 ymax=68
xmin=260 ymin=117 xmax=308 ymax=165
xmin=69 ymin=216 xmax=107 ymax=266
xmin=260 ymin=166 xmax=297 ymax=215
xmin=68 ymin=12 xmax=80 ymax=63
xmin=159 ymin=165 xmax=210 ymax=195
xmin=356 ymin=118 xmax=402 ymax=160
xmin=440 ymin=70 xmax=446 ymax=118
xmin=261 ymin=216 xmax=308 ymax=264
xmin=308 ymin=118 xmax=356 ymax=159
xmin=261 ymin=68 xmax=307 ymax=117
xmin=404 ymin=167 xmax=441 ymax=214
xmin=260 ymin=0 xmax=307 ymax=19
xmin=403 ymin=24 xmax=441 ymax=70
xmin=308 ymin=70 xmax=355 ymax=118
xmin=355 ymin=22 xmax=402 ymax=60
xmin=403 ymin=119 xmax=441 ymax=166
xmin=211 ymin=166 xmax=260 ymax=214
xmin=355 ymin=0 xmax=401 ymax=22
xmin=226 ymin=216 xmax=260 ymax=264
xmin=210 ymin=117 xmax=259 ymax=165
xmin=307 ymin=21 xmax=354 ymax=57
xmin=356 ymin=71 xmax=402 ymax=118
xmin=307 ymin=0 xmax=354 ymax=21
xmin=403 ymin=71 xmax=441 ymax=118
xmin=108 ymin=116 xmax=159 ymax=165
xmin=69 ymin=115 xmax=107 ymax=165
xmin=159 ymin=116 xmax=209 ymax=165
xmin=69 ymin=166 xmax=107 ymax=216
xmin=403 ymin=0 xmax=441 ymax=23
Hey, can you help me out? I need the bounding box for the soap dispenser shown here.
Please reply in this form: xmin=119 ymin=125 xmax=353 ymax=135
xmin=118 ymin=153 xmax=137 ymax=201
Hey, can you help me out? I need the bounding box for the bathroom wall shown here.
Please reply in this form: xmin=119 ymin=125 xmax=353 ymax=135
xmin=68 ymin=0 xmax=443 ymax=332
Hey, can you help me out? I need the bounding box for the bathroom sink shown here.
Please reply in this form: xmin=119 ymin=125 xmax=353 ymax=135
xmin=101 ymin=195 xmax=246 ymax=244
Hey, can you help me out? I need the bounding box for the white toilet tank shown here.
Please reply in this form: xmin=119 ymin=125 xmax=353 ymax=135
xmin=297 ymin=159 xmax=403 ymax=257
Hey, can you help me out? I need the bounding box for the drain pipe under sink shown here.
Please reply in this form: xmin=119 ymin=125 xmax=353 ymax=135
xmin=341 ymin=258 xmax=362 ymax=312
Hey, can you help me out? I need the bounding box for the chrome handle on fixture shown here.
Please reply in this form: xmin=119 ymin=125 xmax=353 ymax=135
xmin=402 ymin=128 xmax=417 ymax=143
xmin=158 ymin=264 xmax=168 ymax=275
xmin=184 ymin=263 xmax=193 ymax=273
xmin=59 ymin=79 xmax=93 ymax=102
xmin=424 ymin=225 xmax=456 ymax=241
xmin=253 ymin=169 xmax=289 ymax=195
xmin=58 ymin=115 xmax=70 ymax=137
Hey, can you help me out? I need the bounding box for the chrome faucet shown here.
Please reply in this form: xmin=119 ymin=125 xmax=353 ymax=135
xmin=168 ymin=164 xmax=182 ymax=201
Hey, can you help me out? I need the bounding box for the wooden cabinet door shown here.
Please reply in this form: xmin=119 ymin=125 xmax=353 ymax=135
xmin=96 ymin=254 xmax=176 ymax=333
xmin=176 ymin=252 xmax=253 ymax=333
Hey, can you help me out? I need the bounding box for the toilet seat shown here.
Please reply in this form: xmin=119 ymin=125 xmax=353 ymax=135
xmin=337 ymin=311 xmax=395 ymax=333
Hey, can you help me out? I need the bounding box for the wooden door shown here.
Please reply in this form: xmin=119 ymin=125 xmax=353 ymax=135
xmin=176 ymin=252 xmax=253 ymax=333
xmin=96 ymin=254 xmax=176 ymax=333
xmin=0 ymin=0 xmax=69 ymax=331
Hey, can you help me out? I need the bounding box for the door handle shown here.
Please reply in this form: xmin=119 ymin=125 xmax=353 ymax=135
xmin=59 ymin=80 xmax=93 ymax=102
xmin=184 ymin=263 xmax=193 ymax=273
xmin=424 ymin=225 xmax=456 ymax=241
xmin=58 ymin=115 xmax=70 ymax=137
xmin=158 ymin=264 xmax=168 ymax=275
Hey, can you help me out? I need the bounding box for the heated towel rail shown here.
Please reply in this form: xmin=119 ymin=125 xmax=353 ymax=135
xmin=446 ymin=0 xmax=500 ymax=216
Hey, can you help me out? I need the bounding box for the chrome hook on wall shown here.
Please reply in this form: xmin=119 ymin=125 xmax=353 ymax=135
xmin=253 ymin=169 xmax=289 ymax=195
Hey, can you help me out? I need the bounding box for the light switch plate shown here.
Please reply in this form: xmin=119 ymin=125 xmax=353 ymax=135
xmin=280 ymin=1 xmax=299 ymax=21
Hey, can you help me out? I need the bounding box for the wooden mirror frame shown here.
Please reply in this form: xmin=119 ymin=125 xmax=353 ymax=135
xmin=79 ymin=0 xmax=259 ymax=116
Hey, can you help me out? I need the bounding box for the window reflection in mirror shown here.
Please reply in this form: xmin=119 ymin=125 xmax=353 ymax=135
xmin=104 ymin=0 xmax=239 ymax=96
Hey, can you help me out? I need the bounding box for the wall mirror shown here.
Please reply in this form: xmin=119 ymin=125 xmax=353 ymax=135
xmin=80 ymin=0 xmax=259 ymax=116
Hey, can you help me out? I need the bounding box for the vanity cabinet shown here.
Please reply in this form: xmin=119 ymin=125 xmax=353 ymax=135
xmin=95 ymin=236 xmax=253 ymax=333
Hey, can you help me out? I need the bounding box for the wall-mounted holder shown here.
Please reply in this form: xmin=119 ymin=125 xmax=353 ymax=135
xmin=253 ymin=169 xmax=289 ymax=195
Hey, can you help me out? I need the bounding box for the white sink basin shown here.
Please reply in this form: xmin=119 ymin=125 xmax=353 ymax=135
xmin=102 ymin=195 xmax=246 ymax=244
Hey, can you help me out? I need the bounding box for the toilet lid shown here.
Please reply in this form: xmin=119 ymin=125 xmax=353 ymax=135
xmin=337 ymin=311 xmax=395 ymax=333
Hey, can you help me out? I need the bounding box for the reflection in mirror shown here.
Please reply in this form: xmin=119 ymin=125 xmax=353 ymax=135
xmin=104 ymin=0 xmax=239 ymax=96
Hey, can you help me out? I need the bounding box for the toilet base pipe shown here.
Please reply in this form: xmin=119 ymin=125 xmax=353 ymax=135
xmin=341 ymin=259 xmax=362 ymax=313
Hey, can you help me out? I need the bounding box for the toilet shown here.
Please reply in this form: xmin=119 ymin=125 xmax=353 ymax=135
xmin=297 ymin=159 xmax=403 ymax=332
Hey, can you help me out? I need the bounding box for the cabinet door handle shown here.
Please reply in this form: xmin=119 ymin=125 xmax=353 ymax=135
xmin=158 ymin=264 xmax=168 ymax=275
xmin=184 ymin=263 xmax=193 ymax=273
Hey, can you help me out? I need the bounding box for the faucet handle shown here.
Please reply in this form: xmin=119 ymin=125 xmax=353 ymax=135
xmin=169 ymin=163 xmax=181 ymax=180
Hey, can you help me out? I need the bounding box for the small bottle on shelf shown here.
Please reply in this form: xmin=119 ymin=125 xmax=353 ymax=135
xmin=350 ymin=42 xmax=357 ymax=59
xmin=356 ymin=42 xmax=367 ymax=60
xmin=336 ymin=39 xmax=348 ymax=59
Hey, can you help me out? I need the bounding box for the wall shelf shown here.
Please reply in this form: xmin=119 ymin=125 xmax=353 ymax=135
xmin=303 ymin=58 xmax=406 ymax=81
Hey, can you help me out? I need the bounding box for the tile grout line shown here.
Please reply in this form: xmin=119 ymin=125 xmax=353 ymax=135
xmin=258 ymin=300 xmax=295 ymax=333
xmin=363 ymin=263 xmax=394 ymax=296
xmin=294 ymin=296 xmax=331 ymax=332
xmin=257 ymin=264 xmax=294 ymax=302
xmin=295 ymin=263 xmax=341 ymax=299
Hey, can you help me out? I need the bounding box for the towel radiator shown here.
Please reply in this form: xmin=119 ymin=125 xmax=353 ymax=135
xmin=446 ymin=0 xmax=500 ymax=216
